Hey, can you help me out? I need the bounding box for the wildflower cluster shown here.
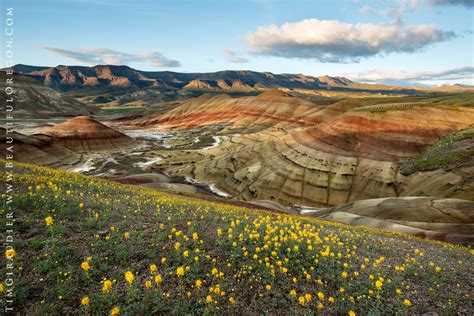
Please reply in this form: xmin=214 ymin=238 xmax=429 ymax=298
xmin=0 ymin=161 xmax=472 ymax=314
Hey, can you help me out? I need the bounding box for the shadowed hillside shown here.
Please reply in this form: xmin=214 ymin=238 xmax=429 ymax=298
xmin=0 ymin=73 xmax=93 ymax=117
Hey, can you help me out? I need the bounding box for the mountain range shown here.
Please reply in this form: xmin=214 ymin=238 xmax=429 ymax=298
xmin=11 ymin=64 xmax=474 ymax=94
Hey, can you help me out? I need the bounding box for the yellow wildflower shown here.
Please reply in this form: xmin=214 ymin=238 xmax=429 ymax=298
xmin=45 ymin=216 xmax=53 ymax=226
xmin=375 ymin=280 xmax=383 ymax=290
xmin=298 ymin=296 xmax=306 ymax=306
xmin=125 ymin=271 xmax=134 ymax=285
xmin=195 ymin=279 xmax=203 ymax=288
xmin=81 ymin=261 xmax=90 ymax=271
xmin=110 ymin=306 xmax=120 ymax=315
xmin=176 ymin=266 xmax=185 ymax=277
xmin=321 ymin=246 xmax=330 ymax=257
xmin=81 ymin=296 xmax=90 ymax=305
xmin=5 ymin=248 xmax=16 ymax=258
xmin=102 ymin=279 xmax=112 ymax=293
xmin=155 ymin=274 xmax=162 ymax=284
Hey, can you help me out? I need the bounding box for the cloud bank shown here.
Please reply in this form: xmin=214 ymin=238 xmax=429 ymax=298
xmin=39 ymin=47 xmax=181 ymax=68
xmin=343 ymin=67 xmax=474 ymax=85
xmin=245 ymin=19 xmax=455 ymax=63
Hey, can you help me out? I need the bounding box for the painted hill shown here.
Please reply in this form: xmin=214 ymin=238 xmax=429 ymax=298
xmin=33 ymin=116 xmax=135 ymax=153
xmin=131 ymin=91 xmax=474 ymax=208
xmin=0 ymin=128 xmax=80 ymax=167
xmin=133 ymin=90 xmax=320 ymax=129
xmin=2 ymin=160 xmax=472 ymax=314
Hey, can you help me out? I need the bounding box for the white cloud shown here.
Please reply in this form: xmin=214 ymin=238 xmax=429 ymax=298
xmin=39 ymin=47 xmax=181 ymax=68
xmin=223 ymin=49 xmax=249 ymax=63
xmin=245 ymin=19 xmax=455 ymax=63
xmin=342 ymin=67 xmax=474 ymax=85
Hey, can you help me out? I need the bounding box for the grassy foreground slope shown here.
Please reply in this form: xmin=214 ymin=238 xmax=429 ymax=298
xmin=1 ymin=162 xmax=472 ymax=315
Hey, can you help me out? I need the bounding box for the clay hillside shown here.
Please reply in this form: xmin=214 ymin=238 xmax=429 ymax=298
xmin=33 ymin=116 xmax=135 ymax=153
xmin=130 ymin=91 xmax=474 ymax=207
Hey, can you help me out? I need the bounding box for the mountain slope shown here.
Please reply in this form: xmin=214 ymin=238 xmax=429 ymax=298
xmin=0 ymin=73 xmax=93 ymax=117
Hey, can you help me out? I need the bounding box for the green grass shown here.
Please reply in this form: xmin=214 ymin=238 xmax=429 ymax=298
xmin=100 ymin=106 xmax=146 ymax=114
xmin=428 ymin=93 xmax=474 ymax=107
xmin=352 ymin=102 xmax=429 ymax=112
xmin=0 ymin=161 xmax=472 ymax=315
xmin=412 ymin=125 xmax=474 ymax=171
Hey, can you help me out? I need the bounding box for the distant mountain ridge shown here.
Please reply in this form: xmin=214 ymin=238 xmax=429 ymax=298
xmin=9 ymin=64 xmax=474 ymax=94
xmin=11 ymin=64 xmax=356 ymax=91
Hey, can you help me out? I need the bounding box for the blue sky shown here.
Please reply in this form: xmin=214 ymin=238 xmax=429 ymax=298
xmin=2 ymin=0 xmax=473 ymax=85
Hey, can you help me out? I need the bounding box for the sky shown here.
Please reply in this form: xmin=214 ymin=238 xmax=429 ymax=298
xmin=2 ymin=0 xmax=473 ymax=86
